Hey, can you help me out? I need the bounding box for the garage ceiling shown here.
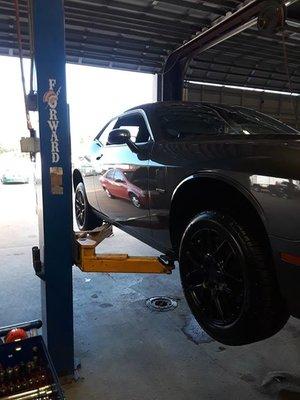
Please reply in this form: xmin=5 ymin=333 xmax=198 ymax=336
xmin=0 ymin=0 xmax=300 ymax=93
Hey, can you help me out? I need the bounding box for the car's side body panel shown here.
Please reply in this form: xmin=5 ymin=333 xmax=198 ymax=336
xmin=80 ymin=134 xmax=300 ymax=248
xmin=146 ymin=137 xmax=300 ymax=248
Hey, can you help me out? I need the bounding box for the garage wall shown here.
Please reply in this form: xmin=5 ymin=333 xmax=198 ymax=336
xmin=186 ymin=83 xmax=300 ymax=129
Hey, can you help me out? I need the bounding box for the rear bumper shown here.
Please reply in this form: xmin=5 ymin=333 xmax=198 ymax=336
xmin=270 ymin=236 xmax=300 ymax=318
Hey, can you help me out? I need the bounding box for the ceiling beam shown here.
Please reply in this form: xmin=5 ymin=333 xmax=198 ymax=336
xmin=191 ymin=57 xmax=300 ymax=79
xmin=65 ymin=2 xmax=200 ymax=33
xmin=66 ymin=0 xmax=211 ymax=25
xmin=154 ymin=0 xmax=230 ymax=15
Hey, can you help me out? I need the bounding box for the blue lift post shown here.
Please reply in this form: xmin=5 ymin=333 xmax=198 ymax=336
xmin=32 ymin=0 xmax=74 ymax=376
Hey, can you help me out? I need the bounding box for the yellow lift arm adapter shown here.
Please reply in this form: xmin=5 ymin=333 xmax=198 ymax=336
xmin=74 ymin=223 xmax=175 ymax=275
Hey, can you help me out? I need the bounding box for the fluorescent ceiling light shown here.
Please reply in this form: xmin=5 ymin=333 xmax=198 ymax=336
xmin=187 ymin=80 xmax=300 ymax=97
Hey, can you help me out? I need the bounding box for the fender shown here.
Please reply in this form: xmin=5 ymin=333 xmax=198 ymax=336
xmin=171 ymin=170 xmax=268 ymax=229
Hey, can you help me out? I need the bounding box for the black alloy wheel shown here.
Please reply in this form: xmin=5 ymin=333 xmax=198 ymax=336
xmin=179 ymin=211 xmax=289 ymax=345
xmin=182 ymin=226 xmax=245 ymax=327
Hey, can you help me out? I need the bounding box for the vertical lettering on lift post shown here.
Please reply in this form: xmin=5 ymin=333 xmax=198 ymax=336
xmin=43 ymin=78 xmax=64 ymax=195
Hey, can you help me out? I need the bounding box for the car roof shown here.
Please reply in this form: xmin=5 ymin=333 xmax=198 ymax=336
xmin=126 ymin=101 xmax=252 ymax=114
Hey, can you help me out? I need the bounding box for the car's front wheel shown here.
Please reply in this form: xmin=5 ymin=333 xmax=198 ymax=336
xmin=104 ymin=188 xmax=114 ymax=198
xmin=129 ymin=193 xmax=142 ymax=208
xmin=179 ymin=211 xmax=289 ymax=345
xmin=75 ymin=182 xmax=102 ymax=231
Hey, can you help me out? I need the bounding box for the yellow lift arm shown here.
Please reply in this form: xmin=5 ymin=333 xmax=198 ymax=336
xmin=74 ymin=223 xmax=174 ymax=275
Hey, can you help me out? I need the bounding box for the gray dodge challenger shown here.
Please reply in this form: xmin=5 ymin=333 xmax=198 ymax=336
xmin=74 ymin=102 xmax=300 ymax=345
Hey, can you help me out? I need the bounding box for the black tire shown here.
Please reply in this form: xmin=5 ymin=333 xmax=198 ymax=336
xmin=179 ymin=211 xmax=289 ymax=346
xmin=75 ymin=182 xmax=102 ymax=231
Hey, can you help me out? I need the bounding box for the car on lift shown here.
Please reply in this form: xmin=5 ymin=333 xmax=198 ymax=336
xmin=73 ymin=102 xmax=300 ymax=346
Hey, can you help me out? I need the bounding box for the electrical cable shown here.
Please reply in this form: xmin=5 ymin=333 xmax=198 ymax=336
xmin=27 ymin=0 xmax=35 ymax=93
xmin=14 ymin=0 xmax=37 ymax=161
xmin=14 ymin=0 xmax=32 ymax=131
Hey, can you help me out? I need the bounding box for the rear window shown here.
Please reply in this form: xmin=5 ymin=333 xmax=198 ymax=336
xmin=155 ymin=104 xmax=299 ymax=140
xmin=214 ymin=106 xmax=299 ymax=135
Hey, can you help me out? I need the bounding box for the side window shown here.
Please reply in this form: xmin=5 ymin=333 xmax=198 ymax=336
xmin=98 ymin=118 xmax=117 ymax=145
xmin=114 ymin=170 xmax=125 ymax=182
xmin=115 ymin=113 xmax=150 ymax=143
xmin=158 ymin=107 xmax=225 ymax=140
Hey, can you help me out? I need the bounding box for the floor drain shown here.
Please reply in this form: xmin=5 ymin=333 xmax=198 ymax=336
xmin=146 ymin=296 xmax=178 ymax=312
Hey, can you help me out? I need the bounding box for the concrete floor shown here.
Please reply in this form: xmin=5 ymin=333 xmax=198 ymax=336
xmin=0 ymin=182 xmax=300 ymax=399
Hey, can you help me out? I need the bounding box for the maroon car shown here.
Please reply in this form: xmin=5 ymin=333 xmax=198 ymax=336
xmin=100 ymin=168 xmax=149 ymax=208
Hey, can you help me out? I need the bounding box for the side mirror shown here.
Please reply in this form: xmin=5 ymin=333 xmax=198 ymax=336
xmin=107 ymin=129 xmax=131 ymax=145
xmin=107 ymin=128 xmax=142 ymax=155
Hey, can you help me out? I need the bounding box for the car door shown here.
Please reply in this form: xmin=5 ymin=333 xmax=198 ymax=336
xmin=94 ymin=110 xmax=153 ymax=240
xmin=80 ymin=140 xmax=104 ymax=211
xmin=85 ymin=118 xmax=118 ymax=211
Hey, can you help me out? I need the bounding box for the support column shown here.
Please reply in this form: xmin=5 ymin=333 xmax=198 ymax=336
xmin=33 ymin=0 xmax=74 ymax=376
xmin=153 ymin=73 xmax=163 ymax=101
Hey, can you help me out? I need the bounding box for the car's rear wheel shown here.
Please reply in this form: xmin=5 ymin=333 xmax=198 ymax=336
xmin=179 ymin=211 xmax=289 ymax=345
xmin=75 ymin=182 xmax=102 ymax=231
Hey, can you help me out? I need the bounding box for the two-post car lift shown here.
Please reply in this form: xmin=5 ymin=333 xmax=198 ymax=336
xmin=31 ymin=0 xmax=174 ymax=378
xmin=28 ymin=0 xmax=293 ymax=378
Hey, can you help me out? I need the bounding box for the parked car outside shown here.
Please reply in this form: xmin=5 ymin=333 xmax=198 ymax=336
xmin=1 ymin=167 xmax=29 ymax=184
xmin=269 ymin=180 xmax=300 ymax=199
xmin=73 ymin=101 xmax=300 ymax=346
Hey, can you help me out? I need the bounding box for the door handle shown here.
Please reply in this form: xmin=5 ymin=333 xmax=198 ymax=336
xmin=96 ymin=154 xmax=103 ymax=160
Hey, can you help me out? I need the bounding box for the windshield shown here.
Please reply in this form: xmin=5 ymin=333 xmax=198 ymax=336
xmin=156 ymin=104 xmax=299 ymax=140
